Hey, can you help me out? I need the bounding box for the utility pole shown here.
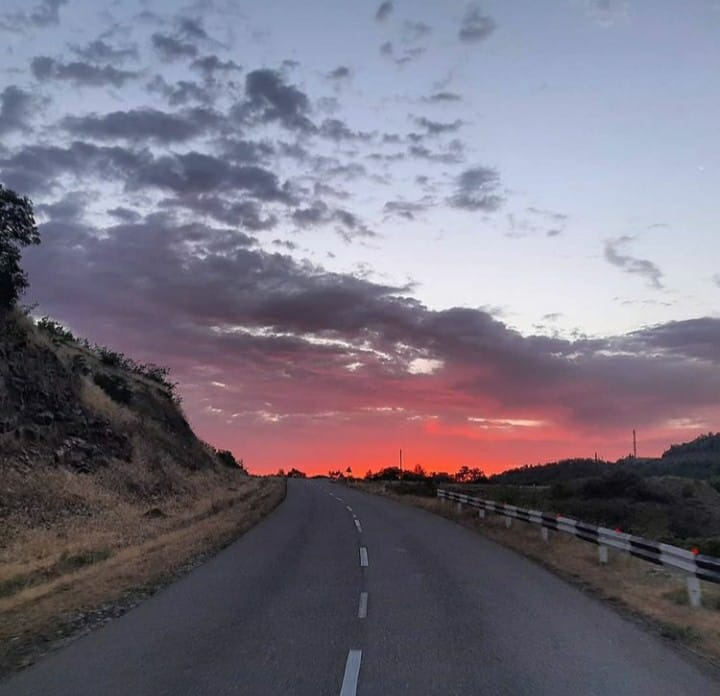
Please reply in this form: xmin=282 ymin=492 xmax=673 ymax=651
xmin=633 ymin=429 xmax=637 ymax=459
xmin=399 ymin=448 xmax=403 ymax=473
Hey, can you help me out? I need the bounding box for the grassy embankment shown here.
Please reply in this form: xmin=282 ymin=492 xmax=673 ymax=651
xmin=0 ymin=471 xmax=286 ymax=676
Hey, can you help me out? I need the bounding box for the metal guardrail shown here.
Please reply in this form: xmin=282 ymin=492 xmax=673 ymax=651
xmin=437 ymin=488 xmax=720 ymax=607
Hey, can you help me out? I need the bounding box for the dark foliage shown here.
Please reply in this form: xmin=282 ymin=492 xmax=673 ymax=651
xmin=37 ymin=316 xmax=75 ymax=343
xmin=93 ymin=372 xmax=133 ymax=404
xmin=216 ymin=449 xmax=245 ymax=471
xmin=0 ymin=184 xmax=40 ymax=309
xmin=581 ymin=471 xmax=672 ymax=503
xmin=490 ymin=458 xmax=614 ymax=485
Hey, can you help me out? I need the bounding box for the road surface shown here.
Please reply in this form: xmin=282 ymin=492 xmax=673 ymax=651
xmin=1 ymin=479 xmax=719 ymax=695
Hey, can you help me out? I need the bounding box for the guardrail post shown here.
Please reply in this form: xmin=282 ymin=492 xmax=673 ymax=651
xmin=541 ymin=527 xmax=549 ymax=542
xmin=686 ymin=576 xmax=702 ymax=608
xmin=598 ymin=545 xmax=608 ymax=564
xmin=456 ymin=502 xmax=462 ymax=513
xmin=504 ymin=517 xmax=512 ymax=529
xmin=478 ymin=509 xmax=485 ymax=519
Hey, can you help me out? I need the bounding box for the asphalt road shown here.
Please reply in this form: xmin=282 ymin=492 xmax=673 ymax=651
xmin=2 ymin=479 xmax=719 ymax=695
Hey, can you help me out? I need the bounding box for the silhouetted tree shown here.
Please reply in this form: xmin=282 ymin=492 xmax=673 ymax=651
xmin=454 ymin=465 xmax=486 ymax=483
xmin=0 ymin=185 xmax=40 ymax=309
xmin=286 ymin=468 xmax=307 ymax=478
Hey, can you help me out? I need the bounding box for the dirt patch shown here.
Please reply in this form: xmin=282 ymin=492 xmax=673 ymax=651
xmin=350 ymin=481 xmax=720 ymax=669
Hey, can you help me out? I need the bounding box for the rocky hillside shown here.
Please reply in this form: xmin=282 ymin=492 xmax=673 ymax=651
xmin=1 ymin=310 xmax=228 ymax=469
xmin=1 ymin=308 xmax=244 ymax=531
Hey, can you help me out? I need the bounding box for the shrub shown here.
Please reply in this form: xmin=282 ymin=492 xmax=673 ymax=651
xmin=216 ymin=449 xmax=245 ymax=472
xmin=93 ymin=372 xmax=133 ymax=404
xmin=37 ymin=316 xmax=76 ymax=343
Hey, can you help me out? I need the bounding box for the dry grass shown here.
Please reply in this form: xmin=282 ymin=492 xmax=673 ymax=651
xmin=78 ymin=376 xmax=139 ymax=427
xmin=0 ymin=474 xmax=286 ymax=675
xmin=351 ymin=482 xmax=720 ymax=666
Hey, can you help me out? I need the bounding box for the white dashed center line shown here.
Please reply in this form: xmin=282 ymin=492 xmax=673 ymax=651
xmin=357 ymin=592 xmax=368 ymax=619
xmin=346 ymin=505 xmax=353 ymax=512
xmin=354 ymin=519 xmax=362 ymax=533
xmin=339 ymin=650 xmax=362 ymax=696
xmin=359 ymin=547 xmax=368 ymax=567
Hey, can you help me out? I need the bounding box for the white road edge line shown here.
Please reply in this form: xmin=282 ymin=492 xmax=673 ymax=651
xmin=339 ymin=650 xmax=362 ymax=696
xmin=358 ymin=592 xmax=368 ymax=619
xmin=354 ymin=520 xmax=362 ymax=533
xmin=359 ymin=547 xmax=368 ymax=567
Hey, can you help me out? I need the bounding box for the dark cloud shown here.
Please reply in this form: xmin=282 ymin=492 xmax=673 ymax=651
xmin=424 ymin=92 xmax=463 ymax=102
xmin=0 ymin=141 xmax=293 ymax=203
xmin=459 ymin=3 xmax=497 ymax=43
xmin=239 ymin=69 xmax=314 ymax=132
xmin=151 ymin=33 xmax=199 ymax=61
xmin=604 ymin=237 xmax=663 ymax=289
xmin=380 ymin=41 xmax=394 ymax=57
xmin=292 ymin=200 xmax=331 ymax=227
xmin=450 ymin=166 xmax=503 ymax=211
xmin=383 ymin=200 xmax=428 ymax=220
xmin=218 ymin=138 xmax=275 ymax=164
xmin=375 ymin=2 xmax=393 ymax=22
xmin=409 ymin=140 xmax=464 ymax=164
xmin=107 ymin=207 xmax=141 ymax=223
xmin=132 ymin=152 xmax=293 ymax=202
xmin=272 ymin=239 xmax=298 ymax=251
xmin=327 ymin=66 xmax=351 ymax=80
xmin=31 ymin=56 xmax=139 ymax=87
xmin=313 ymin=182 xmax=349 ymax=200
xmin=22 ymin=216 xmax=720 ymax=434
xmin=314 ymin=159 xmax=368 ymax=181
xmin=395 ymin=47 xmax=426 ymax=66
xmin=161 ymin=195 xmax=278 ymax=231
xmin=147 ymin=76 xmax=214 ymax=106
xmin=415 ymin=116 xmax=464 ymax=135
xmin=0 ymin=86 xmax=35 ymax=135
xmin=292 ymin=201 xmax=375 ymax=241
xmin=616 ymin=318 xmax=720 ymax=365
xmin=61 ymin=107 xmax=220 ymax=144
xmin=191 ymin=55 xmax=243 ymax=80
xmin=177 ymin=17 xmax=208 ymax=40
xmin=713 ymin=274 xmax=720 ymax=288
xmin=36 ymin=191 xmax=88 ymax=222
xmin=0 ymin=141 xmax=149 ymax=195
xmin=69 ymin=39 xmax=138 ymax=63
xmin=1 ymin=0 xmax=67 ymax=31
xmin=319 ymin=118 xmax=372 ymax=142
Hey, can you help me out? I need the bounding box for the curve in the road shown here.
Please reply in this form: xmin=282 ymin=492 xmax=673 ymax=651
xmin=2 ymin=479 xmax=719 ymax=696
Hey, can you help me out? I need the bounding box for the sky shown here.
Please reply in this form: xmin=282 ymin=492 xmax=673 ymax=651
xmin=1 ymin=0 xmax=719 ymax=475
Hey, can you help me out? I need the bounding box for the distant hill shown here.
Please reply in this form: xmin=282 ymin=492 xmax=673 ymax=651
xmin=490 ymin=458 xmax=614 ymax=485
xmin=490 ymin=432 xmax=720 ymax=486
xmin=662 ymin=432 xmax=720 ymax=458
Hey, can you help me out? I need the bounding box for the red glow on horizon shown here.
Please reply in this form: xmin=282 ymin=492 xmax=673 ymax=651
xmin=191 ymin=406 xmax=713 ymax=478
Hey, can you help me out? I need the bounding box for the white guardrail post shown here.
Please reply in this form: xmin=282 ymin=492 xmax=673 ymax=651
xmin=436 ymin=489 xmax=720 ymax=608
